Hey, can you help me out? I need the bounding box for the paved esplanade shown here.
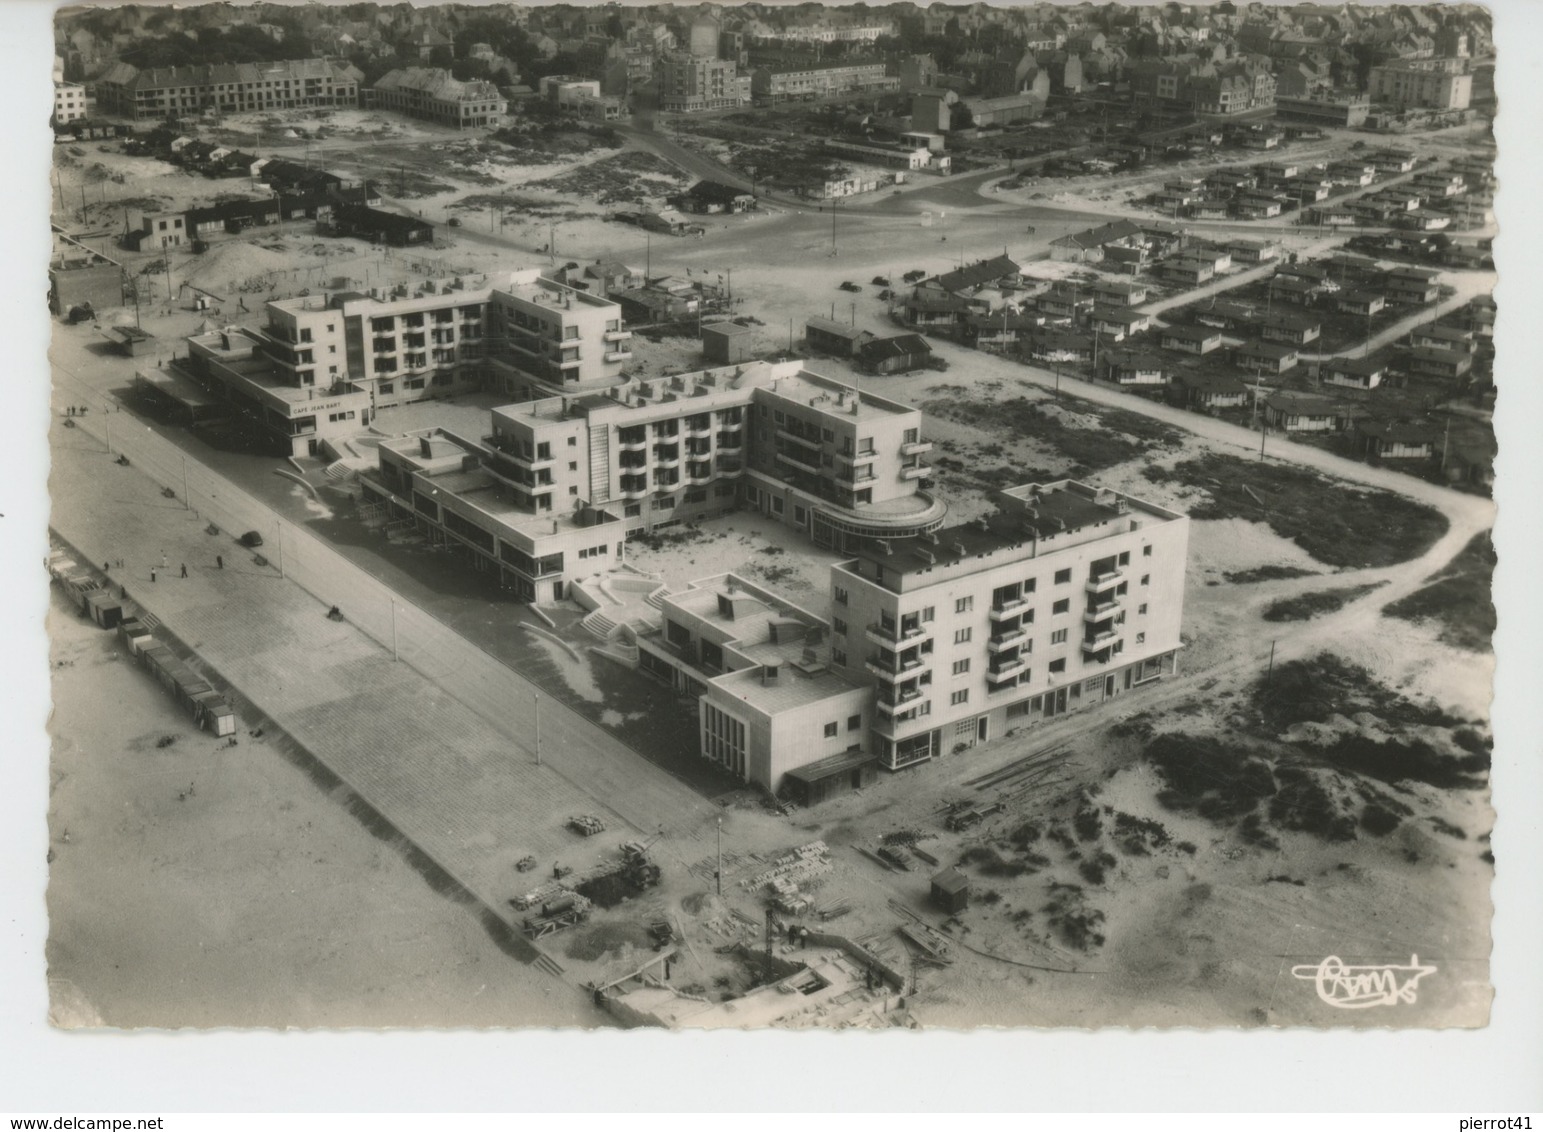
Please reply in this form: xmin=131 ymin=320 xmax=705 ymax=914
xmin=48 ymin=406 xmax=722 ymax=951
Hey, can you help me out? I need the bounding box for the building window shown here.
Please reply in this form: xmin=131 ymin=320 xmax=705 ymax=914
xmin=952 ymin=659 xmax=970 ymax=676
xmin=569 ymin=485 xmax=579 ymax=495
xmin=1024 ymin=578 xmax=1037 ymax=593
xmin=1051 ymin=628 xmax=1068 ymax=645
xmin=771 ymin=498 xmax=784 ymax=515
xmin=1049 ymin=659 xmax=1066 ymax=674
xmin=950 ymin=690 xmax=969 ymax=706
xmin=1138 ymin=603 xmax=1148 ymax=615
xmin=832 ymin=617 xmax=847 ymax=635
xmin=569 ymin=462 xmax=578 ymax=471
xmin=832 ymin=648 xmax=847 ymax=666
xmin=1143 ymin=544 xmax=1153 ymax=557
xmin=1054 ymin=568 xmax=1071 ymax=584
xmin=625 ymin=503 xmax=641 ymax=517
xmin=954 ymin=628 xmax=972 ymax=645
xmin=955 ymin=596 xmax=973 ymax=613
xmin=654 ymin=495 xmax=675 ymax=509
xmin=1052 ymin=598 xmax=1070 ymax=615
xmin=824 ymin=722 xmax=838 ymax=738
xmin=921 ymin=606 xmax=935 ymax=622
xmin=847 ymin=714 xmax=861 ymax=731
xmin=568 ymin=436 xmax=577 ymax=446
xmin=1118 ymin=551 xmax=1130 ymax=566
xmin=1141 ymin=574 xmax=1151 ymax=586
xmin=1136 ymin=632 xmax=1146 ymax=644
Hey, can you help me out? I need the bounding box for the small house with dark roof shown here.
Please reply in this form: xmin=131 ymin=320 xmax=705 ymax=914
xmin=859 ymin=333 xmax=933 ymax=374
xmin=930 ymin=867 xmax=970 ymax=913
xmin=1322 ymin=355 xmax=1388 ymax=391
xmin=1263 ymin=391 xmax=1348 ymax=432
xmin=673 ymin=180 xmax=757 ymax=214
xmin=1098 ymin=348 xmax=1167 ymax=385
xmin=805 ymin=317 xmax=874 ymax=358
xmin=1356 ymin=418 xmax=1439 ymax=461
xmin=1233 ymin=339 xmax=1300 ymax=375
xmin=328 ymin=204 xmax=433 ymax=246
xmin=1171 ymin=370 xmax=1249 ymax=411
xmin=1160 ymin=324 xmax=1223 ymax=355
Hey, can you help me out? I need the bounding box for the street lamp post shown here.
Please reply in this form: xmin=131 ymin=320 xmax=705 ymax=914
xmin=534 ymin=692 xmax=542 ymax=766
xmin=716 ymin=816 xmax=723 ymax=896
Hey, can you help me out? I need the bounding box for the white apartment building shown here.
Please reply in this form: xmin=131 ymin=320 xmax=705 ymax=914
xmin=828 ymin=480 xmax=1188 ymax=772
xmin=358 ymin=360 xmax=946 ymax=606
xmin=53 ymin=81 xmax=87 ymax=124
xmin=179 ymin=270 xmax=629 ymax=455
xmin=94 ymin=58 xmax=360 ymax=120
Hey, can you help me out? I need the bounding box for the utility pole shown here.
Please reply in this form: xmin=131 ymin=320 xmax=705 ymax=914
xmin=181 ymin=455 xmax=189 ymax=509
xmin=390 ymin=599 xmax=398 ymax=661
xmin=1267 ymin=639 xmax=1276 ymax=683
xmin=534 ymin=693 xmax=542 ymax=766
xmin=716 ymin=817 xmax=723 ymax=896
xmin=644 ymin=232 xmax=651 ymax=284
xmin=830 ymin=196 xmax=838 ymax=255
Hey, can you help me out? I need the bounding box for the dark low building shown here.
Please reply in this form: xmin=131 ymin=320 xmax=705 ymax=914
xmin=672 ymin=180 xmax=757 ymax=214
xmin=702 ymin=321 xmax=755 ymax=364
xmin=328 ymin=204 xmax=433 ymax=246
xmin=930 ymin=867 xmax=970 ymax=913
xmin=859 ymin=333 xmax=933 ymax=374
xmin=805 ymin=316 xmax=873 ymax=357
xmin=782 ymin=751 xmax=878 ymax=807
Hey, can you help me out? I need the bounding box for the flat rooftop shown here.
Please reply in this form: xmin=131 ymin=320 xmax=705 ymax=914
xmin=711 ymin=658 xmax=858 ymax=715
xmin=191 ymin=328 xmax=368 ymax=407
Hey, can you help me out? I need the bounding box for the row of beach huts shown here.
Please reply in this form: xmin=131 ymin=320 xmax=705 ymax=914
xmin=48 ymin=544 xmax=237 ymax=738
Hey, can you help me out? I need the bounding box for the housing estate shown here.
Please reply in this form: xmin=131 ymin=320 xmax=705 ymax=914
xmin=95 ymin=58 xmax=361 ymax=120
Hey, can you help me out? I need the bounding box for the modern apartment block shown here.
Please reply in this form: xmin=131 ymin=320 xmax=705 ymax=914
xmin=655 ymin=53 xmax=751 ymax=112
xmin=53 ymin=81 xmax=87 ymax=125
xmin=827 ymin=480 xmax=1188 ymax=773
xmin=177 ymin=269 xmax=629 ymax=454
xmin=357 ymin=359 xmax=946 ymax=603
xmin=750 ymin=59 xmax=897 ymax=103
xmin=94 ymin=58 xmax=361 ymax=120
xmin=368 ymin=68 xmax=507 ymax=129
xmin=634 ymin=479 xmax=1188 ymax=797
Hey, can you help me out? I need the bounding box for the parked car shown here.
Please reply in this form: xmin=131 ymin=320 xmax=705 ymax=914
xmin=838 ymin=281 xmax=862 ymax=292
xmin=239 ymin=531 xmax=264 ymax=548
xmin=447 ymin=217 xmax=462 ymax=227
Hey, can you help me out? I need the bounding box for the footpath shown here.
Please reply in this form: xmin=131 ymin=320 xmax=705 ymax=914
xmin=47 ymin=408 xmax=724 ymax=972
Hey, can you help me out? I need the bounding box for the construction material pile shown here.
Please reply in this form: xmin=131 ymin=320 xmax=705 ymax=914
xmin=568 ymin=814 xmax=607 ymax=836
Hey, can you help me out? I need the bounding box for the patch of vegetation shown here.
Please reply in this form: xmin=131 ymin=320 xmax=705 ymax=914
xmin=1360 ymin=802 xmax=1404 ymax=836
xmin=1268 ymin=768 xmax=1357 ymax=842
xmin=1042 ymin=883 xmax=1106 ymax=951
xmin=1261 ymin=583 xmax=1386 ymax=622
xmin=959 ymin=846 xmax=1032 ymax=878
xmin=1072 ymin=799 xmax=1104 ymax=842
xmin=1143 ymin=454 xmax=1449 ymax=569
xmin=1250 ymin=654 xmax=1466 ymax=734
xmin=529 ymin=151 xmax=690 ymax=206
xmin=1427 ymin=816 xmax=1467 ymax=839
xmin=1383 ymin=532 xmax=1496 ymax=652
xmin=1224 ymin=565 xmax=1320 ymax=585
xmin=1147 ymin=734 xmax=1277 ymax=822
xmin=1008 ymin=821 xmax=1042 ymax=848
xmin=1078 ymin=850 xmax=1118 ymax=885
xmin=923 ymin=394 xmax=1182 ymax=477
xmin=1317 ymin=733 xmax=1488 ymax=791
xmin=1110 ymin=812 xmax=1173 ymax=856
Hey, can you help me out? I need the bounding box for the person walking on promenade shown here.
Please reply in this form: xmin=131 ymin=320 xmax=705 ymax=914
xmin=180 ymin=563 xmax=188 ymax=578
xmin=160 ymin=552 xmax=168 ymax=570
xmin=150 ymin=568 xmax=157 ymax=584
xmin=216 ymin=555 xmax=223 ymax=570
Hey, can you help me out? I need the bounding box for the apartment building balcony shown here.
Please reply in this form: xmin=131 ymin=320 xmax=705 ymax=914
xmin=899 ymin=463 xmax=931 ymax=481
xmin=988 ymin=655 xmax=1028 ymax=680
xmin=493 ymin=446 xmax=554 ymax=469
xmin=684 ymin=418 xmax=712 ymax=435
xmin=1082 ymin=630 xmax=1121 ymax=656
xmin=716 ymin=431 xmax=743 ymax=450
xmin=1085 ymin=570 xmax=1125 ymax=595
xmin=557 ymin=358 xmax=584 ymax=372
xmin=865 ymin=652 xmax=926 ymax=680
xmin=900 ymin=440 xmax=933 ymax=457
xmin=716 ymin=458 xmax=744 ymax=475
xmin=1084 ymin=599 xmax=1123 ymax=622
xmin=652 ymin=450 xmax=680 ymax=468
xmin=603 ymin=329 xmax=632 ymax=344
xmin=604 ymin=350 xmax=632 ymax=363
xmin=685 ymin=462 xmax=713 ymax=484
xmin=987 ymin=626 xmax=1029 ymax=652
xmin=865 ymin=620 xmax=928 ymax=647
xmin=619 ymin=480 xmax=649 ymax=499
xmin=986 ymin=672 xmax=1022 ymax=693
xmin=776 ymin=449 xmax=823 ymax=475
xmin=989 ymin=597 xmax=1029 ymax=621
xmin=874 ymin=688 xmax=923 ymax=717
xmin=849 ymin=449 xmax=879 ymax=464
xmin=776 ymin=428 xmax=823 ymax=451
xmin=617 ymin=432 xmax=648 ymax=450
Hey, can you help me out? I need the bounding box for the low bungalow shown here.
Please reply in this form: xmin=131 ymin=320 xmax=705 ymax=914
xmin=1159 ymin=324 xmax=1223 ymax=355
xmin=1402 ymin=346 xmax=1472 ymax=380
xmin=1206 ymin=168 xmax=1257 ymax=192
xmin=1263 ymin=392 xmax=1347 ymax=432
xmin=1357 ymin=418 xmax=1439 ymax=461
xmin=1233 ymin=339 xmax=1300 ymax=375
xmin=1049 ymin=219 xmax=1144 ymax=264
xmin=902 ymin=292 xmax=970 ymax=333
xmin=1162 ymin=258 xmax=1214 ymax=286
xmin=1410 ymin=324 xmax=1475 ymax=352
xmin=1171 ymin=371 xmax=1249 ymax=411
xmin=1098 ymin=348 xmax=1167 ymax=386
xmin=328 ymin=204 xmax=433 ymax=246
xmin=1090 ymin=280 xmax=1147 ymax=306
xmin=805 ymin=317 xmax=874 ymax=358
xmin=1037 ymin=286 xmax=1095 ymax=319
xmin=1321 ymin=355 xmax=1387 ymax=391
xmin=1337 ymin=289 xmax=1387 ymax=317
xmin=1402 ymin=209 xmax=1453 ymax=232
xmin=963 ymin=312 xmax=1041 ymax=352
xmin=932 ymin=254 xmax=1022 ymax=298
xmin=1257 ymin=311 xmax=1321 ymax=347
xmin=1228 ymin=239 xmax=1281 ymax=264
xmin=1385 ymin=267 xmax=1441 ymax=304
xmin=1185 ymin=201 xmax=1231 ymax=221
xmin=859 ymin=333 xmax=933 ymax=374
xmin=1268 ymin=275 xmax=1321 ymax=306
xmin=1026 ymin=330 xmax=1094 ymax=363
xmin=1233 ymin=195 xmax=1283 ymax=220
xmin=1089 ymin=305 xmax=1151 ymax=339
